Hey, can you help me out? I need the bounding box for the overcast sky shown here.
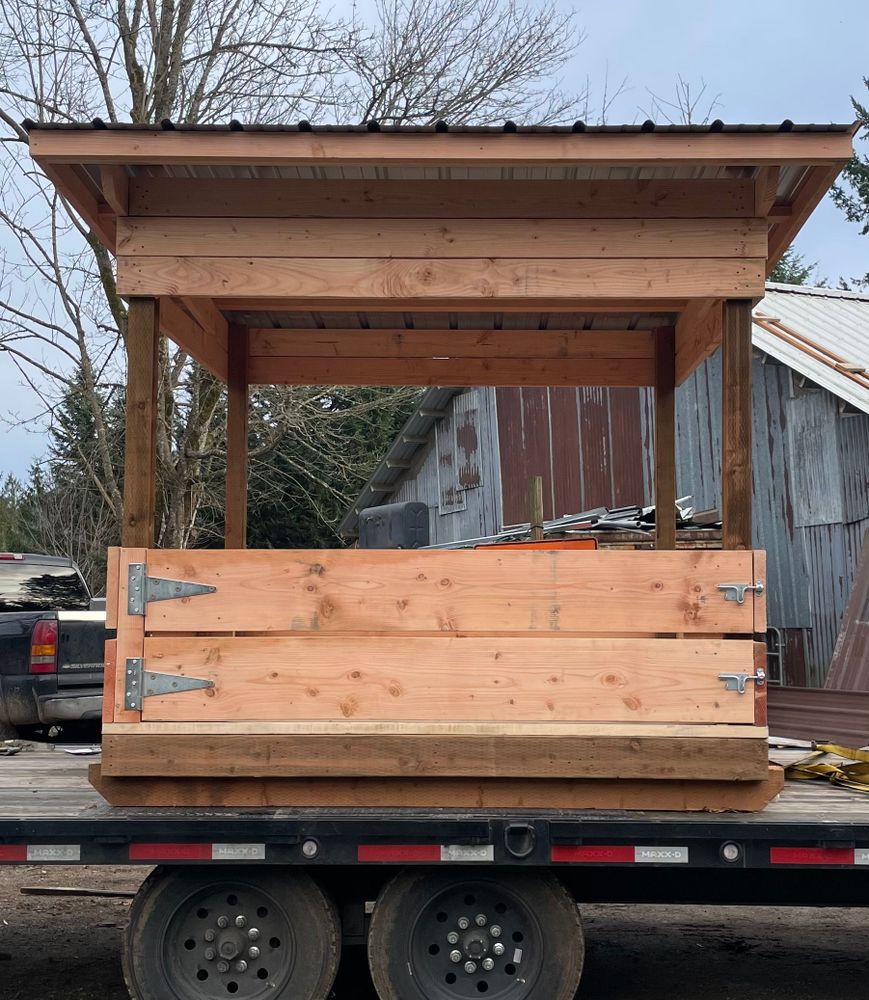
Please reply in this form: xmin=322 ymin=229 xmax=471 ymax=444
xmin=1 ymin=0 xmax=867 ymax=480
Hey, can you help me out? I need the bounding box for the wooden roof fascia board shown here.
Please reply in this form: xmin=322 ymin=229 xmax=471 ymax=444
xmin=29 ymin=128 xmax=856 ymax=167
xmin=40 ymin=162 xmax=116 ymax=250
xmin=767 ymin=164 xmax=847 ymax=269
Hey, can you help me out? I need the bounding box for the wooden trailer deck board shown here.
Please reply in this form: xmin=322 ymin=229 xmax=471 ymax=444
xmin=135 ymin=548 xmax=764 ymax=634
xmin=134 ymin=634 xmax=758 ymax=724
xmin=99 ymin=733 xmax=770 ymax=780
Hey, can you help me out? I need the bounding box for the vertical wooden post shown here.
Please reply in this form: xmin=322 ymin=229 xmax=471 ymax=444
xmin=528 ymin=476 xmax=545 ymax=541
xmin=122 ymin=298 xmax=160 ymax=547
xmin=225 ymin=324 xmax=249 ymax=549
xmin=722 ymin=299 xmax=753 ymax=550
xmin=654 ymin=326 xmax=677 ymax=550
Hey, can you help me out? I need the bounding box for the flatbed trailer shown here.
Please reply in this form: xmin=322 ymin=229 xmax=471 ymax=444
xmin=2 ymin=748 xmax=869 ymax=998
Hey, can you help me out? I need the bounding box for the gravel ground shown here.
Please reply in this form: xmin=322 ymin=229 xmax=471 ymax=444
xmin=0 ymin=864 xmax=865 ymax=999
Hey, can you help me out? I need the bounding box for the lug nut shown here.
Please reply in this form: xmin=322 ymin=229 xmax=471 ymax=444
xmin=248 ymin=946 xmax=260 ymax=959
xmin=475 ymin=913 xmax=487 ymax=927
xmin=482 ymin=958 xmax=495 ymax=972
xmin=464 ymin=961 xmax=477 ymax=974
xmin=204 ymin=948 xmax=216 ymax=961
xmin=235 ymin=915 xmax=247 ymax=928
xmin=490 ymin=925 xmax=502 ymax=938
xmin=449 ymin=950 xmax=462 ymax=964
xmin=457 ymin=916 xmax=470 ymax=930
xmin=235 ymin=960 xmax=248 ymax=973
xmin=204 ymin=929 xmax=216 ymax=942
xmin=217 ymin=915 xmax=229 ymax=929
xmin=217 ymin=961 xmax=230 ymax=974
xmin=248 ymin=928 xmax=260 ymax=941
xmin=447 ymin=931 xmax=459 ymax=945
xmin=492 ymin=942 xmax=505 ymax=956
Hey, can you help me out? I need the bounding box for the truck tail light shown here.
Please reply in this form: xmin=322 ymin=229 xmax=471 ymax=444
xmin=30 ymin=619 xmax=58 ymax=673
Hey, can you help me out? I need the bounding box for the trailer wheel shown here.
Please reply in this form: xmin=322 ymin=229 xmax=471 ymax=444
xmin=122 ymin=866 xmax=340 ymax=1000
xmin=367 ymin=870 xmax=583 ymax=1000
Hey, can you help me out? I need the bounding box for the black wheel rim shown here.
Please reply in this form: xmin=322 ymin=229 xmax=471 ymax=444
xmin=162 ymin=879 xmax=296 ymax=999
xmin=408 ymin=879 xmax=544 ymax=999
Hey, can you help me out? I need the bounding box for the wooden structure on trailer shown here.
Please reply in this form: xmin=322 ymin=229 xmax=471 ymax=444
xmin=28 ymin=120 xmax=855 ymax=809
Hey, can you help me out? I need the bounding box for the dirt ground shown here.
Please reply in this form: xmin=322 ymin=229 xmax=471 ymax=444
xmin=0 ymin=864 xmax=865 ymax=999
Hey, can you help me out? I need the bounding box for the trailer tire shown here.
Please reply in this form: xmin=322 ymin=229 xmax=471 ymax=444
xmin=123 ymin=865 xmax=340 ymax=1000
xmin=367 ymin=869 xmax=583 ymax=1000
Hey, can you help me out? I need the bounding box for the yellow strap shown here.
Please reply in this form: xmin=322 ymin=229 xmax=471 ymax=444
xmin=785 ymin=742 xmax=869 ymax=793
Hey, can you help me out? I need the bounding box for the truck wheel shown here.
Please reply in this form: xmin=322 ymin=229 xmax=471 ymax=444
xmin=122 ymin=866 xmax=340 ymax=1000
xmin=367 ymin=870 xmax=583 ymax=1000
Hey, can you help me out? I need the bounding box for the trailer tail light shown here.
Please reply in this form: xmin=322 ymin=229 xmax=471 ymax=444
xmin=29 ymin=619 xmax=58 ymax=673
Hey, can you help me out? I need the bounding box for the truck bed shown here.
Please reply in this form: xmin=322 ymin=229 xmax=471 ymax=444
xmin=2 ymin=747 xmax=868 ymax=862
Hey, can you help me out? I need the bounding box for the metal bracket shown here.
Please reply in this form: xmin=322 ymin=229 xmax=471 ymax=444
xmin=127 ymin=563 xmax=217 ymax=615
xmin=124 ymin=657 xmax=215 ymax=711
xmin=718 ymin=668 xmax=767 ymax=695
xmin=717 ymin=581 xmax=764 ymax=605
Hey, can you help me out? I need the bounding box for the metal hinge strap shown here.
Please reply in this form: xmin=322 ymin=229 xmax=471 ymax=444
xmin=127 ymin=563 xmax=216 ymax=616
xmin=124 ymin=657 xmax=215 ymax=711
xmin=718 ymin=669 xmax=767 ymax=695
xmin=717 ymin=581 xmax=764 ymax=605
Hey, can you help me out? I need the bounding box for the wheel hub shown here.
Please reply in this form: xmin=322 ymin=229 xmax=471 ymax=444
xmin=461 ymin=930 xmax=489 ymax=959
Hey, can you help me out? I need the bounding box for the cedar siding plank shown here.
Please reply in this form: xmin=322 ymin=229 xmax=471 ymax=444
xmin=139 ymin=548 xmax=757 ymax=634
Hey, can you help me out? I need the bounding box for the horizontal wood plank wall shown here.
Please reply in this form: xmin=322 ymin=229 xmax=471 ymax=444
xmin=138 ymin=634 xmax=756 ymax=724
xmin=117 ymin=256 xmax=766 ymax=302
xmin=139 ymin=548 xmax=759 ymax=634
xmin=101 ymin=733 xmax=770 ymax=780
xmin=117 ymin=217 xmax=767 ymax=258
xmin=128 ymin=178 xmax=758 ymax=218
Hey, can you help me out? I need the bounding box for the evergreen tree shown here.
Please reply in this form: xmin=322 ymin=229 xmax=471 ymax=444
xmin=769 ymin=247 xmax=822 ymax=286
xmin=831 ymin=76 xmax=869 ymax=287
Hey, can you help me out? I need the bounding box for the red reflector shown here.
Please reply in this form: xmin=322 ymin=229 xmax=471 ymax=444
xmin=358 ymin=844 xmax=441 ymax=863
xmin=30 ymin=619 xmax=58 ymax=674
xmin=0 ymin=845 xmax=27 ymax=861
xmin=770 ymin=847 xmax=855 ymax=866
xmin=552 ymin=845 xmax=636 ymax=863
xmin=129 ymin=843 xmax=213 ymax=861
xmin=0 ymin=553 xmax=23 ymax=560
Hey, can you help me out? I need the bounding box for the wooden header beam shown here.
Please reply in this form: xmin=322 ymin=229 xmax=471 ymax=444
xmin=29 ymin=128 xmax=855 ymax=167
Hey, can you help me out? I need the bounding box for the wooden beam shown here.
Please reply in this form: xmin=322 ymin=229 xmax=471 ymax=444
xmin=767 ymin=164 xmax=845 ymax=269
xmin=101 ymin=733 xmax=770 ymax=781
xmin=158 ymin=297 xmax=228 ymax=380
xmin=117 ymin=217 xmax=768 ymax=259
xmin=219 ymin=297 xmax=689 ymax=313
xmin=654 ymin=326 xmax=677 ymax=549
xmin=30 ymin=127 xmax=855 ymax=166
xmin=753 ymin=166 xmax=780 ymax=217
xmin=89 ymin=763 xmax=786 ymax=811
xmin=40 ymin=163 xmax=115 ymax=249
xmin=117 ymin=256 xmax=766 ymax=302
xmin=675 ymin=299 xmax=723 ymax=384
xmin=122 ymin=299 xmax=159 ymax=547
xmin=225 ymin=324 xmax=248 ymax=549
xmin=99 ymin=165 xmax=129 ymax=216
xmin=722 ymin=299 xmax=753 ymax=550
xmin=248 ymin=356 xmax=655 ymax=387
xmin=249 ymin=328 xmax=655 ymax=360
xmin=129 ymin=177 xmax=758 ymax=219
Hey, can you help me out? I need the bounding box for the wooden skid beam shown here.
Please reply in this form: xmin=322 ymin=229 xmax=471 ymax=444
xmin=117 ymin=256 xmax=766 ymax=302
xmin=137 ymin=634 xmax=758 ymax=725
xmin=31 ymin=128 xmax=854 ymax=165
xmin=128 ymin=178 xmax=758 ymax=219
xmin=248 ymin=328 xmax=655 ymax=360
xmin=248 ymin=356 xmax=655 ymax=387
xmin=100 ymin=733 xmax=771 ymax=781
xmin=117 ymin=217 xmax=768 ymax=259
xmin=136 ymin=548 xmax=760 ymax=634
xmin=89 ymin=763 xmax=785 ymax=811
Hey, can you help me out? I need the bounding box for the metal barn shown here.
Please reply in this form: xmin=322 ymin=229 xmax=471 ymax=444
xmin=342 ymin=283 xmax=869 ymax=687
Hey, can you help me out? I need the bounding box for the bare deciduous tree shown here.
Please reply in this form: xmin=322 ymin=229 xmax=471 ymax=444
xmin=0 ymin=0 xmax=584 ymax=557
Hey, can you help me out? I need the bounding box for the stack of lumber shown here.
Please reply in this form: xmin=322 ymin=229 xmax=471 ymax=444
xmin=95 ymin=547 xmax=780 ymax=811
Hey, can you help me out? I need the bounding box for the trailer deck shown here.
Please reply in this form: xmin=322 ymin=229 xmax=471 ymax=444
xmin=3 ymin=748 xmax=868 ymax=870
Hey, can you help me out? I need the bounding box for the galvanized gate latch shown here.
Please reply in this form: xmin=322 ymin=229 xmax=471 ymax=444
xmin=717 ymin=581 xmax=764 ymax=605
xmin=125 ymin=657 xmax=214 ymax=711
xmin=718 ymin=668 xmax=767 ymax=695
xmin=127 ymin=563 xmax=217 ymax=615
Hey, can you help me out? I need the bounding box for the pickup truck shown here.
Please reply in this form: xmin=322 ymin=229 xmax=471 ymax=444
xmin=0 ymin=552 xmax=107 ymax=738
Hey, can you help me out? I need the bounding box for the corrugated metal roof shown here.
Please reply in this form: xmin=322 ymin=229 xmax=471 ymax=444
xmin=753 ymin=284 xmax=869 ymax=415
